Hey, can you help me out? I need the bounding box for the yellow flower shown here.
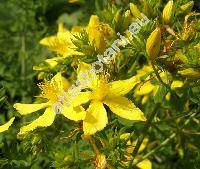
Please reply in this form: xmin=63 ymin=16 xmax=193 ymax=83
xmin=39 ymin=17 xmax=114 ymax=62
xmin=76 ymin=62 xmax=146 ymax=135
xmin=0 ymin=117 xmax=15 ymax=133
xmin=40 ymin=23 xmax=83 ymax=57
xmin=14 ymin=73 xmax=86 ymax=134
xmin=86 ymin=15 xmax=115 ymax=53
xmin=120 ymin=133 xmax=152 ymax=169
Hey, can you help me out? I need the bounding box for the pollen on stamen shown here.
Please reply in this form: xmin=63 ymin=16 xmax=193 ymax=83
xmin=38 ymin=81 xmax=60 ymax=102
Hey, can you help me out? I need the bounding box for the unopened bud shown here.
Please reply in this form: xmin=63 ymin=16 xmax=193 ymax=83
xmin=178 ymin=68 xmax=200 ymax=79
xmin=123 ymin=10 xmax=132 ymax=30
xmin=146 ymin=27 xmax=161 ymax=60
xmin=162 ymin=0 xmax=174 ymax=24
xmin=130 ymin=3 xmax=142 ymax=19
xmin=142 ymin=0 xmax=152 ymax=17
xmin=114 ymin=9 xmax=121 ymax=23
xmin=180 ymin=1 xmax=194 ymax=12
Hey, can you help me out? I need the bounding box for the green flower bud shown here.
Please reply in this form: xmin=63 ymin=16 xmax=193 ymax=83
xmin=180 ymin=1 xmax=194 ymax=12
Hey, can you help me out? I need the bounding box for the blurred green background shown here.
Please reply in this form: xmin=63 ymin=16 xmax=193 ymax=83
xmin=0 ymin=1 xmax=94 ymax=168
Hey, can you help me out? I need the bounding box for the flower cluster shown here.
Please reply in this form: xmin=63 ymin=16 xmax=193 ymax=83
xmin=52 ymin=13 xmax=150 ymax=114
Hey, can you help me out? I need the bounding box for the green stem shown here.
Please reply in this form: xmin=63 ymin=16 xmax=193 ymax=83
xmin=87 ymin=135 xmax=100 ymax=155
xmin=151 ymin=62 xmax=179 ymax=97
xmin=151 ymin=62 xmax=170 ymax=90
xmin=21 ymin=35 xmax=26 ymax=101
xmin=132 ymin=112 xmax=198 ymax=166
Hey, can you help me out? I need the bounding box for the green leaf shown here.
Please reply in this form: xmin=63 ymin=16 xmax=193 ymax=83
xmin=154 ymin=85 xmax=168 ymax=103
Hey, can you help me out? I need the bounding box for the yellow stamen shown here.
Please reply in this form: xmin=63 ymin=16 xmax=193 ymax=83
xmin=38 ymin=80 xmax=61 ymax=103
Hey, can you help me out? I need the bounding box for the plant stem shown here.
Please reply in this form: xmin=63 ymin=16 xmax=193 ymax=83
xmin=21 ymin=35 xmax=26 ymax=102
xmin=87 ymin=135 xmax=100 ymax=155
xmin=151 ymin=61 xmax=179 ymax=97
xmin=132 ymin=112 xmax=198 ymax=166
xmin=151 ymin=62 xmax=170 ymax=90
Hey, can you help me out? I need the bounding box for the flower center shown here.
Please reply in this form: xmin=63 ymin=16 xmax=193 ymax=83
xmin=39 ymin=80 xmax=61 ymax=103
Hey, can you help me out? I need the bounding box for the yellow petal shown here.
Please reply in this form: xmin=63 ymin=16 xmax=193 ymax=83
xmin=120 ymin=133 xmax=131 ymax=141
xmin=0 ymin=117 xmax=15 ymax=133
xmin=51 ymin=72 xmax=64 ymax=90
xmin=40 ymin=36 xmax=57 ymax=47
xmin=171 ymin=80 xmax=183 ymax=89
xmin=71 ymin=25 xmax=84 ymax=32
xmin=109 ymin=76 xmax=138 ymax=96
xmin=152 ymin=85 xmax=159 ymax=96
xmin=132 ymin=138 xmax=148 ymax=153
xmin=165 ymin=92 xmax=171 ymax=101
xmin=50 ymin=72 xmax=71 ymax=92
xmin=33 ymin=57 xmax=61 ymax=71
xmin=135 ymin=82 xmax=155 ymax=95
xmin=71 ymin=91 xmax=91 ymax=107
xmin=77 ymin=62 xmax=92 ymax=76
xmin=45 ymin=58 xmax=59 ymax=68
xmin=20 ymin=107 xmax=55 ymax=133
xmin=83 ymin=101 xmax=108 ymax=135
xmin=58 ymin=23 xmax=68 ymax=33
xmin=40 ymin=30 xmax=82 ymax=57
xmin=77 ymin=62 xmax=98 ymax=89
xmin=127 ymin=137 xmax=148 ymax=154
xmin=136 ymin=158 xmax=152 ymax=169
xmin=57 ymin=31 xmax=83 ymax=56
xmin=136 ymin=65 xmax=153 ymax=78
xmin=87 ymin=15 xmax=106 ymax=53
xmin=56 ymin=31 xmax=74 ymax=44
xmin=141 ymin=95 xmax=149 ymax=104
xmin=14 ymin=103 xmax=49 ymax=115
xmin=62 ymin=106 xmax=86 ymax=121
xmin=104 ymin=95 xmax=146 ymax=121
